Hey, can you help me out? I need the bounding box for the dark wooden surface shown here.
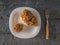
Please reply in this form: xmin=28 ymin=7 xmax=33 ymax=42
xmin=0 ymin=0 xmax=60 ymax=45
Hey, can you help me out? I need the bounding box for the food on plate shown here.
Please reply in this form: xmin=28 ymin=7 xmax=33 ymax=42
xmin=13 ymin=23 xmax=23 ymax=32
xmin=21 ymin=9 xmax=38 ymax=26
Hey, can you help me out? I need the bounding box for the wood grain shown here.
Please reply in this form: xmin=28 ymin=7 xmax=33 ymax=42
xmin=46 ymin=21 xmax=49 ymax=40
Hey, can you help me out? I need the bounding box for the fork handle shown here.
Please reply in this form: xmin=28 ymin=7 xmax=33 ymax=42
xmin=46 ymin=20 xmax=49 ymax=40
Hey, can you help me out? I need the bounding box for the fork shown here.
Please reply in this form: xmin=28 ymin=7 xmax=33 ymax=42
xmin=45 ymin=10 xmax=49 ymax=40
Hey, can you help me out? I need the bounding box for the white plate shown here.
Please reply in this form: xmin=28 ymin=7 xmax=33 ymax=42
xmin=9 ymin=7 xmax=41 ymax=39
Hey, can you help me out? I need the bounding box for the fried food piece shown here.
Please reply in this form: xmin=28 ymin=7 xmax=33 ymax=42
xmin=13 ymin=24 xmax=23 ymax=32
xmin=21 ymin=9 xmax=38 ymax=26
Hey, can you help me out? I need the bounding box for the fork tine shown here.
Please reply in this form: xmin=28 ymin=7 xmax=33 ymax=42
xmin=45 ymin=10 xmax=49 ymax=19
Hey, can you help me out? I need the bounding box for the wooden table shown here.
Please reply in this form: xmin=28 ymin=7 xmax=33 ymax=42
xmin=0 ymin=0 xmax=60 ymax=45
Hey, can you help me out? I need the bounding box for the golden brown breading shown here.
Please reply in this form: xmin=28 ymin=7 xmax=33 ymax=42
xmin=21 ymin=9 xmax=38 ymax=26
xmin=13 ymin=24 xmax=23 ymax=32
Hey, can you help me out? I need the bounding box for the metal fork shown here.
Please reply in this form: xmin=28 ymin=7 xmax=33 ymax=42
xmin=45 ymin=10 xmax=49 ymax=40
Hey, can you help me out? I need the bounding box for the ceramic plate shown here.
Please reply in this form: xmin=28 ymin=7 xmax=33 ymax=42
xmin=9 ymin=7 xmax=41 ymax=39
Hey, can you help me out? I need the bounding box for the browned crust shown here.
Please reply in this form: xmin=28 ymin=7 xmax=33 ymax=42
xmin=13 ymin=23 xmax=23 ymax=32
xmin=21 ymin=9 xmax=38 ymax=26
